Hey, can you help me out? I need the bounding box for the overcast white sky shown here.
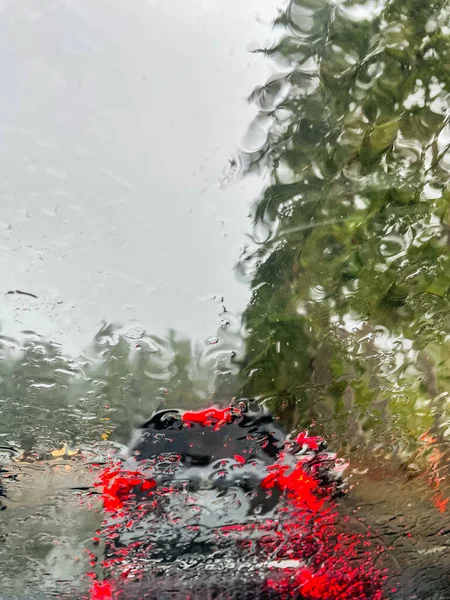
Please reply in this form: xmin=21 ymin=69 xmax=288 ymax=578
xmin=0 ymin=0 xmax=279 ymax=354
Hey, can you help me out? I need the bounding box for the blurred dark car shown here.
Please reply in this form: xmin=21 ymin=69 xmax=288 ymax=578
xmin=90 ymin=401 xmax=386 ymax=600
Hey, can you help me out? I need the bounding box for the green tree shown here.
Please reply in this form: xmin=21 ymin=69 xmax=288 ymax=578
xmin=0 ymin=323 xmax=242 ymax=450
xmin=239 ymin=0 xmax=450 ymax=462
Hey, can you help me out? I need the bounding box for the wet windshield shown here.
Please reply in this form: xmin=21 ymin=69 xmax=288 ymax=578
xmin=1 ymin=1 xmax=450 ymax=599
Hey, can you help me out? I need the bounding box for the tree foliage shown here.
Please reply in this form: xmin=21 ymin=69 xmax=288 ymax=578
xmin=239 ymin=0 xmax=450 ymax=460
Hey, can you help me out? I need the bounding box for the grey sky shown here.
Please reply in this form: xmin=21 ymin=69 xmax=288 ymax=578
xmin=0 ymin=0 xmax=278 ymax=354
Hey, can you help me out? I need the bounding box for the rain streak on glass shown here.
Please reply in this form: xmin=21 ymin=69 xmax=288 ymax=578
xmin=1 ymin=0 xmax=450 ymax=599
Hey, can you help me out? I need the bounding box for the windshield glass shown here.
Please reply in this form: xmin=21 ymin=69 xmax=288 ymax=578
xmin=1 ymin=1 xmax=450 ymax=599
